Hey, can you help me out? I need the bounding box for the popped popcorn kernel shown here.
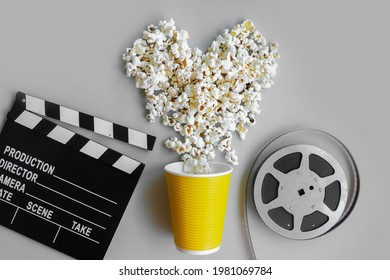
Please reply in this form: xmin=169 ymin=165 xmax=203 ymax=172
xmin=124 ymin=19 xmax=279 ymax=174
xmin=243 ymin=20 xmax=255 ymax=32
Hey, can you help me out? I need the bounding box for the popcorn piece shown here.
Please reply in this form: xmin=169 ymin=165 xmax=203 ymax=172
xmin=236 ymin=122 xmax=248 ymax=140
xmin=124 ymin=19 xmax=279 ymax=174
xmin=225 ymin=149 xmax=239 ymax=166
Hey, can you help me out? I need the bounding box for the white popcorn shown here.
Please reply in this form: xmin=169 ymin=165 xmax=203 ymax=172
xmin=225 ymin=149 xmax=239 ymax=166
xmin=237 ymin=123 xmax=248 ymax=140
xmin=124 ymin=18 xmax=279 ymax=174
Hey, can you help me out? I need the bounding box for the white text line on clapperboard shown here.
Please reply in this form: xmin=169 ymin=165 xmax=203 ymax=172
xmin=0 ymin=145 xmax=56 ymax=219
xmin=0 ymin=145 xmax=56 ymax=184
xmin=0 ymin=145 xmax=97 ymax=238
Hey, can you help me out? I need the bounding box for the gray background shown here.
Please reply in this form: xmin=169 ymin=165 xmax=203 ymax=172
xmin=0 ymin=0 xmax=389 ymax=259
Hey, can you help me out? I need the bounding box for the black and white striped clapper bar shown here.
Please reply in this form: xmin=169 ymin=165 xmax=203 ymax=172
xmin=0 ymin=92 xmax=155 ymax=259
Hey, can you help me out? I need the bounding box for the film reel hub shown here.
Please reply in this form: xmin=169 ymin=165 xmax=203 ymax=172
xmin=276 ymin=166 xmax=325 ymax=215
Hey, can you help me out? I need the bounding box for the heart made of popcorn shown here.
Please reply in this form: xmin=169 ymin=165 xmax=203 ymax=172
xmin=123 ymin=19 xmax=279 ymax=173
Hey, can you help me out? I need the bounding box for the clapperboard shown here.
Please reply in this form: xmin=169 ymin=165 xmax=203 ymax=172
xmin=0 ymin=92 xmax=155 ymax=259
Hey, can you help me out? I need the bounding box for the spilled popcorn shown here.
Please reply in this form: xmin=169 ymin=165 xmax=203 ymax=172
xmin=123 ymin=19 xmax=279 ymax=174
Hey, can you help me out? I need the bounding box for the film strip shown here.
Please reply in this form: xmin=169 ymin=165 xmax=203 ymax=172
xmin=15 ymin=92 xmax=156 ymax=151
xmin=0 ymin=92 xmax=153 ymax=259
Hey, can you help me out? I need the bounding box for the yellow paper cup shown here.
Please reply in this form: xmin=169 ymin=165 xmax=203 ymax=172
xmin=165 ymin=162 xmax=233 ymax=255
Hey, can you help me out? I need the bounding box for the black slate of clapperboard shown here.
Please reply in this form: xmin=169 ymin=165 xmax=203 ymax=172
xmin=0 ymin=93 xmax=145 ymax=259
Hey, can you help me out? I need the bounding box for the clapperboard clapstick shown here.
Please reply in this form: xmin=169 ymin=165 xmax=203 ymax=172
xmin=16 ymin=92 xmax=156 ymax=151
xmin=0 ymin=92 xmax=155 ymax=259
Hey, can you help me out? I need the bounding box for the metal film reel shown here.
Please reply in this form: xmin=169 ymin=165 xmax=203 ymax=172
xmin=247 ymin=129 xmax=359 ymax=242
xmin=254 ymin=145 xmax=348 ymax=239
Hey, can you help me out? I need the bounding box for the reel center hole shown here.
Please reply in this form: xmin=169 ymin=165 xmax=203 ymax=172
xmin=298 ymin=186 xmax=314 ymax=196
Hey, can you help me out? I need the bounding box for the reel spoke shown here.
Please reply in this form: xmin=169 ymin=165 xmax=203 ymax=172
xmin=320 ymin=203 xmax=334 ymax=218
xmin=269 ymin=167 xmax=286 ymax=183
xmin=292 ymin=213 xmax=304 ymax=233
xmin=320 ymin=173 xmax=340 ymax=188
xmin=264 ymin=197 xmax=282 ymax=211
xmin=299 ymin=151 xmax=310 ymax=171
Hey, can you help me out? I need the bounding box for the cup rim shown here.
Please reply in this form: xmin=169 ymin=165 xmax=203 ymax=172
xmin=164 ymin=161 xmax=233 ymax=178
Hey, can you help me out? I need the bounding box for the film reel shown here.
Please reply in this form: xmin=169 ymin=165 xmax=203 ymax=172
xmin=249 ymin=129 xmax=359 ymax=240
